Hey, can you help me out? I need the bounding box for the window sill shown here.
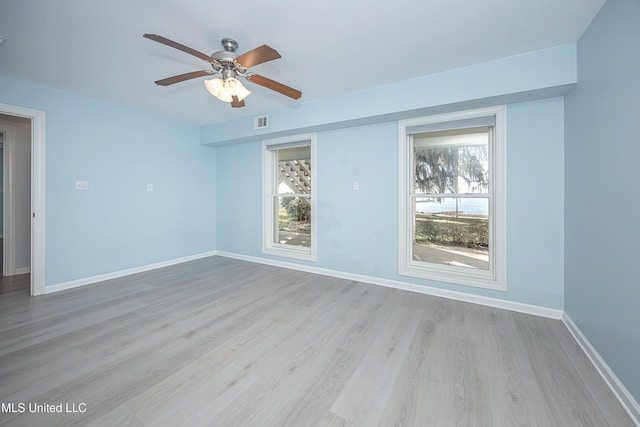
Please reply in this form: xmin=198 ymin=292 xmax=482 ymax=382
xmin=263 ymin=244 xmax=316 ymax=262
xmin=399 ymin=261 xmax=505 ymax=291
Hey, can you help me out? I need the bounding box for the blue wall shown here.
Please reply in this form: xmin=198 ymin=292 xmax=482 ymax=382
xmin=216 ymin=97 xmax=566 ymax=309
xmin=565 ymin=0 xmax=640 ymax=403
xmin=315 ymin=123 xmax=398 ymax=278
xmin=0 ymin=75 xmax=217 ymax=285
xmin=216 ymin=141 xmax=262 ymax=254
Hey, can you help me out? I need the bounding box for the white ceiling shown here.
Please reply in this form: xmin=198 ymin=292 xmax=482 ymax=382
xmin=0 ymin=0 xmax=605 ymax=126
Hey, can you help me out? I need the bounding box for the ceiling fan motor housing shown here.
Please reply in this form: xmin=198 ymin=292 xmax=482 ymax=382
xmin=211 ymin=40 xmax=242 ymax=73
xmin=211 ymin=50 xmax=238 ymax=64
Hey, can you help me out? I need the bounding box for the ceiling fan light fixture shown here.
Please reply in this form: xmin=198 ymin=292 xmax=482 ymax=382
xmin=204 ymin=77 xmax=232 ymax=102
xmin=224 ymin=77 xmax=243 ymax=96
xmin=204 ymin=76 xmax=250 ymax=103
xmin=236 ymin=86 xmax=251 ymax=102
xmin=216 ymin=90 xmax=234 ymax=103
xmin=204 ymin=77 xmax=224 ymax=96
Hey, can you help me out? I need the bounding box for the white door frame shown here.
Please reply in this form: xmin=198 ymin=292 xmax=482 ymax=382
xmin=0 ymin=103 xmax=46 ymax=296
xmin=2 ymin=124 xmax=17 ymax=277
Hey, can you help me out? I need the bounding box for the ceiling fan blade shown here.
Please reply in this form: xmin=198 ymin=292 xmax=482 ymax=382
xmin=154 ymin=70 xmax=213 ymax=86
xmin=144 ymin=34 xmax=212 ymax=63
xmin=231 ymin=96 xmax=245 ymax=108
xmin=246 ymin=74 xmax=302 ymax=99
xmin=235 ymin=45 xmax=281 ymax=69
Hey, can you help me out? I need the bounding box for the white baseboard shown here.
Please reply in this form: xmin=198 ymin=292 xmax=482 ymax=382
xmin=15 ymin=267 xmax=30 ymax=275
xmin=45 ymin=251 xmax=217 ymax=294
xmin=563 ymin=313 xmax=640 ymax=426
xmin=215 ymin=251 xmax=563 ymax=319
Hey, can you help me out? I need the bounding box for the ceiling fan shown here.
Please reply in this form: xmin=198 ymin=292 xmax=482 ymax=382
xmin=143 ymin=34 xmax=302 ymax=108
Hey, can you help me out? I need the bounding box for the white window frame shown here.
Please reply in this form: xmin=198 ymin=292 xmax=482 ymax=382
xmin=262 ymin=133 xmax=317 ymax=261
xmin=398 ymin=106 xmax=506 ymax=291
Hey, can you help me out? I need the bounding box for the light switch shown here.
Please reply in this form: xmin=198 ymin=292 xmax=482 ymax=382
xmin=147 ymin=184 xmax=153 ymax=192
xmin=352 ymin=181 xmax=359 ymax=191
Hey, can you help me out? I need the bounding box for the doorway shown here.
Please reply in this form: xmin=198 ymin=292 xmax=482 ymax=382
xmin=0 ymin=103 xmax=45 ymax=296
xmin=1 ymin=116 xmax=31 ymax=280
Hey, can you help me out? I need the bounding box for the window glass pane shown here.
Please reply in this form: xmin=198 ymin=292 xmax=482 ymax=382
xmin=277 ymin=154 xmax=311 ymax=195
xmin=274 ymin=145 xmax=311 ymax=249
xmin=414 ymin=129 xmax=489 ymax=194
xmin=275 ymin=196 xmax=311 ymax=248
xmin=413 ymin=197 xmax=489 ymax=270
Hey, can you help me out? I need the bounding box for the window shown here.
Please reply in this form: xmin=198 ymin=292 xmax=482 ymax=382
xmin=398 ymin=106 xmax=506 ymax=290
xmin=263 ymin=134 xmax=316 ymax=261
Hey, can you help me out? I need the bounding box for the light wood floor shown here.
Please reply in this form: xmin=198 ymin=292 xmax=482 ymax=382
xmin=0 ymin=256 xmax=633 ymax=426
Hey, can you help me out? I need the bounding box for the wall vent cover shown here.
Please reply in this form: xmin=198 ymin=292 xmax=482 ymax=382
xmin=254 ymin=115 xmax=269 ymax=129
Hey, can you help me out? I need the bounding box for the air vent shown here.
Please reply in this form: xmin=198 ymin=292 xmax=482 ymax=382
xmin=254 ymin=115 xmax=269 ymax=129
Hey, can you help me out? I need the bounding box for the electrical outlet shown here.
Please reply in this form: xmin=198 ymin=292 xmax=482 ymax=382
xmin=75 ymin=181 xmax=89 ymax=191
